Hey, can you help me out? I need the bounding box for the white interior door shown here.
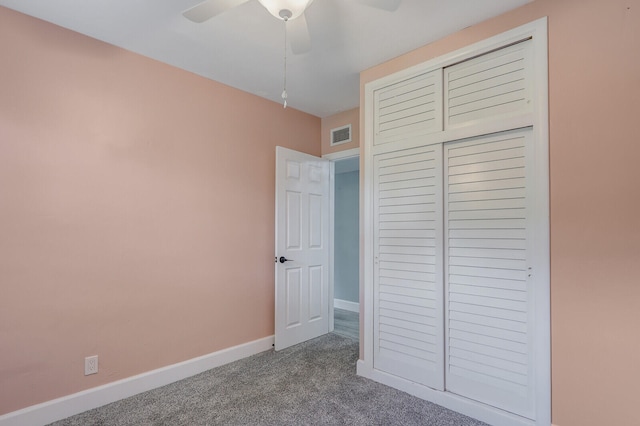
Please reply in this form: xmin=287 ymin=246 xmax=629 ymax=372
xmin=275 ymin=146 xmax=331 ymax=351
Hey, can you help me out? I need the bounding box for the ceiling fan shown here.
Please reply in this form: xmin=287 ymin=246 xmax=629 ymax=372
xmin=182 ymin=0 xmax=402 ymax=54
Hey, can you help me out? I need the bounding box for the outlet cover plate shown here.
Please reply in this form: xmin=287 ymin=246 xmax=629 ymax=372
xmin=85 ymin=355 xmax=98 ymax=375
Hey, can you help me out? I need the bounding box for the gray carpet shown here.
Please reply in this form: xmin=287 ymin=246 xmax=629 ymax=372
xmin=49 ymin=333 xmax=488 ymax=426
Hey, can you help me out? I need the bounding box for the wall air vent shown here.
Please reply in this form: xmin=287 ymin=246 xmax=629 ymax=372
xmin=331 ymin=124 xmax=352 ymax=146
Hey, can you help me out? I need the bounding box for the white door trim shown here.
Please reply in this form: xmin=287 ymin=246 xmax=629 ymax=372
xmin=361 ymin=18 xmax=549 ymax=426
xmin=322 ymin=147 xmax=360 ymax=161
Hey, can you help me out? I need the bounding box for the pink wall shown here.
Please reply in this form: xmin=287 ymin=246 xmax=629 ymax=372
xmin=0 ymin=7 xmax=320 ymax=414
xmin=360 ymin=0 xmax=640 ymax=425
xmin=4 ymin=1 xmax=640 ymax=424
xmin=320 ymin=107 xmax=359 ymax=156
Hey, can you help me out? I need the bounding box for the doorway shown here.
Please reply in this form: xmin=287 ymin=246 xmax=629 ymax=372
xmin=274 ymin=147 xmax=359 ymax=349
xmin=332 ymin=155 xmax=359 ymax=340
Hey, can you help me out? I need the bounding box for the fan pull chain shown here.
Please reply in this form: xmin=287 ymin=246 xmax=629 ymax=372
xmin=282 ymin=17 xmax=288 ymax=109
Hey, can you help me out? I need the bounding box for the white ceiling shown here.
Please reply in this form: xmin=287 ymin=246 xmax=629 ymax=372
xmin=0 ymin=0 xmax=531 ymax=118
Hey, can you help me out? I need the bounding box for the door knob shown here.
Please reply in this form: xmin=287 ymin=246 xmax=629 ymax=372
xmin=279 ymin=256 xmax=292 ymax=263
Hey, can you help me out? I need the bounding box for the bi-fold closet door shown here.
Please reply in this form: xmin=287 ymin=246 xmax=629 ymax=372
xmin=371 ymin=38 xmax=538 ymax=421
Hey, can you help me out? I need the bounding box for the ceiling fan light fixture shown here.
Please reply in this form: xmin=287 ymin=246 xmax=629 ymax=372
xmin=257 ymin=0 xmax=314 ymax=21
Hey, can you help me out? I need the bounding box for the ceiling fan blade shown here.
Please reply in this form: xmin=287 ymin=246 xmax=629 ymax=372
xmin=289 ymin=12 xmax=311 ymax=55
xmin=183 ymin=0 xmax=251 ymax=23
xmin=357 ymin=0 xmax=401 ymax=12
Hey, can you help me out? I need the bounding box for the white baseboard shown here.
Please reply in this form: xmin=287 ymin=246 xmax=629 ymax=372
xmin=0 ymin=335 xmax=274 ymax=426
xmin=334 ymin=298 xmax=359 ymax=313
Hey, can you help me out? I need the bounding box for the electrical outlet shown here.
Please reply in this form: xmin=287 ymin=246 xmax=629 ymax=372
xmin=85 ymin=355 xmax=98 ymax=375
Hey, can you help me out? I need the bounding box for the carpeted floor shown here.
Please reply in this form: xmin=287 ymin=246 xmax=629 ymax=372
xmin=49 ymin=333 xmax=488 ymax=426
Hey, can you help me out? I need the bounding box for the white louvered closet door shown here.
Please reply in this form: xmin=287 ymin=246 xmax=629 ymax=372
xmin=365 ymin=23 xmax=548 ymax=424
xmin=444 ymin=39 xmax=533 ymax=130
xmin=374 ymin=70 xmax=442 ymax=146
xmin=444 ymin=129 xmax=535 ymax=420
xmin=373 ymin=144 xmax=444 ymax=390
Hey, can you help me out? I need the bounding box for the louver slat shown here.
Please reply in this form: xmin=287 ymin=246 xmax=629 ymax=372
xmin=374 ymin=70 xmax=442 ymax=145
xmin=445 ymin=130 xmax=534 ymax=419
xmin=444 ymin=40 xmax=532 ymax=129
xmin=374 ymin=144 xmax=444 ymax=390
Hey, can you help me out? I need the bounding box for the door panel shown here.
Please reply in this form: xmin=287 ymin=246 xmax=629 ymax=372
xmin=444 ymin=129 xmax=535 ymax=420
xmin=444 ymin=39 xmax=533 ymax=129
xmin=308 ymin=266 xmax=323 ymax=320
xmin=373 ymin=144 xmax=444 ymax=390
xmin=286 ymin=191 xmax=302 ymax=249
xmin=275 ymin=147 xmax=330 ymax=350
xmin=374 ymin=70 xmax=443 ymax=145
xmin=309 ymin=194 xmax=323 ymax=248
xmin=286 ymin=268 xmax=302 ymax=327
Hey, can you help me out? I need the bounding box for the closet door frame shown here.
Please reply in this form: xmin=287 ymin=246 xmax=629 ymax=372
xmin=359 ymin=18 xmax=549 ymax=426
